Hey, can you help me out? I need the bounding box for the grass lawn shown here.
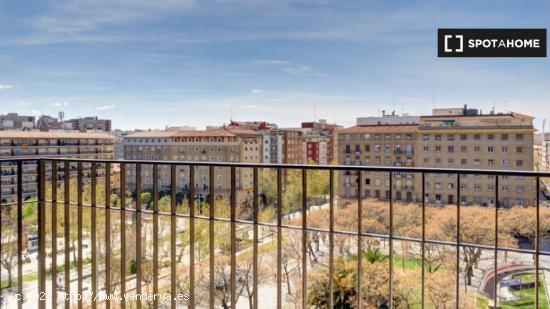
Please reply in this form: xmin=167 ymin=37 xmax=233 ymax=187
xmin=477 ymin=274 xmax=549 ymax=309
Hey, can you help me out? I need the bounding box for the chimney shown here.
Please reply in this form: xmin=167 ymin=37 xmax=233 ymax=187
xmin=382 ymin=110 xmax=386 ymax=116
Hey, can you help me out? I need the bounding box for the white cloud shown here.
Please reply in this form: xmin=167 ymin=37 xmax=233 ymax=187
xmin=238 ymin=104 xmax=256 ymax=109
xmin=256 ymin=59 xmax=289 ymax=65
xmin=282 ymin=65 xmax=312 ymax=75
xmin=251 ymin=89 xmax=264 ymax=93
xmin=51 ymin=101 xmax=70 ymax=107
xmin=97 ymin=104 xmax=116 ymax=110
xmin=31 ymin=110 xmax=40 ymax=115
xmin=0 ymin=84 xmax=13 ymax=90
xmin=19 ymin=102 xmax=31 ymax=106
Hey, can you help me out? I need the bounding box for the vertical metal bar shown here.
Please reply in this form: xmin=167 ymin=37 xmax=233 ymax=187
xmin=91 ymin=162 xmax=97 ymax=309
xmin=276 ymin=168 xmax=282 ymax=309
xmin=389 ymin=171 xmax=394 ymax=309
xmin=64 ymin=161 xmax=71 ymax=309
xmin=357 ymin=170 xmax=363 ymax=309
xmin=51 ymin=161 xmax=58 ymax=309
xmin=17 ymin=160 xmax=23 ymax=309
xmin=253 ymin=167 xmax=259 ymax=309
xmin=38 ymin=159 xmax=46 ymax=309
xmin=120 ymin=163 xmax=126 ymax=309
xmin=230 ymin=166 xmax=237 ymax=309
xmin=77 ymin=161 xmax=83 ymax=309
xmin=421 ymin=172 xmax=425 ymax=309
xmin=153 ymin=164 xmax=159 ymax=309
xmin=189 ymin=165 xmax=195 ymax=309
xmin=301 ymin=169 xmax=307 ymax=309
xmin=329 ymin=169 xmax=334 ymax=309
xmin=536 ymin=176 xmax=540 ymax=309
xmin=105 ymin=163 xmax=111 ymax=309
xmin=456 ymin=174 xmax=461 ymax=309
xmin=209 ymin=166 xmax=215 ymax=309
xmin=493 ymin=176 xmax=499 ymax=308
xmin=0 ymin=162 xmax=2 ymax=306
xmin=135 ymin=163 xmax=142 ymax=309
xmin=170 ymin=164 xmax=177 ymax=309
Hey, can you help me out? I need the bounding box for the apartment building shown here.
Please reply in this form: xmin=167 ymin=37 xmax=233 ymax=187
xmin=64 ymin=116 xmax=112 ymax=132
xmin=123 ymin=129 xmax=262 ymax=199
xmin=338 ymin=107 xmax=536 ymax=207
xmin=338 ymin=124 xmax=417 ymax=201
xmin=281 ymin=129 xmax=305 ymax=164
xmin=0 ymin=131 xmax=114 ymax=202
xmin=416 ymin=109 xmax=535 ymax=207
xmin=226 ymin=121 xmax=282 ymax=163
xmin=0 ymin=113 xmax=35 ymax=130
xmin=301 ymin=119 xmax=342 ymax=163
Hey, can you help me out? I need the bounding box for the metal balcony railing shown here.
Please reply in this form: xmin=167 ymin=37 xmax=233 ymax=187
xmin=1 ymin=157 xmax=550 ymax=308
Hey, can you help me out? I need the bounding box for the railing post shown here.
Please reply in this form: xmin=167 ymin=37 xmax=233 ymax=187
xmin=120 ymin=162 xmax=126 ymax=309
xmin=38 ymin=159 xmax=46 ymax=309
xmin=252 ymin=167 xmax=259 ymax=309
xmin=105 ymin=163 xmax=111 ymax=309
xmin=357 ymin=169 xmax=363 ymax=309
xmin=152 ymin=164 xmax=159 ymax=309
xmin=77 ymin=161 xmax=83 ymax=309
xmin=389 ymin=171 xmax=394 ymax=309
xmin=329 ymin=169 xmax=334 ymax=309
xmin=276 ymin=168 xmax=282 ymax=309
xmin=208 ymin=166 xmax=215 ymax=309
xmin=91 ymin=162 xmax=97 ymax=309
xmin=493 ymin=175 xmax=499 ymax=308
xmin=456 ymin=173 xmax=461 ymax=309
xmin=301 ymin=169 xmax=307 ymax=309
xmin=189 ymin=165 xmax=195 ymax=309
xmin=421 ymin=172 xmax=425 ymax=309
xmin=170 ymin=164 xmax=176 ymax=309
xmin=536 ymin=176 xmax=540 ymax=309
xmin=135 ymin=163 xmax=142 ymax=309
xmin=51 ymin=161 xmax=58 ymax=309
xmin=230 ymin=166 xmax=237 ymax=309
xmin=17 ymin=160 xmax=23 ymax=309
xmin=64 ymin=161 xmax=71 ymax=309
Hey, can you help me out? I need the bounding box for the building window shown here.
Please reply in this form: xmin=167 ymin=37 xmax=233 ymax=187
xmin=423 ymin=146 xmax=429 ymax=152
xmin=487 ymin=134 xmax=495 ymax=140
xmin=460 ymin=134 xmax=468 ymax=141
xmin=448 ymin=145 xmax=454 ymax=153
xmin=502 ymin=146 xmax=508 ymax=153
xmin=501 ymin=134 xmax=508 ymax=141
xmin=516 ymin=160 xmax=523 ymax=167
xmin=473 ymin=134 xmax=481 ymax=140
xmin=435 ymin=134 xmax=442 ymax=141
xmin=422 ymin=134 xmax=429 ymax=141
xmin=461 ymin=159 xmax=467 ymax=165
xmin=515 ymin=134 xmax=524 ymax=141
xmin=516 ymin=146 xmax=524 ymax=153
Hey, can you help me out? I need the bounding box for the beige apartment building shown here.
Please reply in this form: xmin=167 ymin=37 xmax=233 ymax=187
xmin=123 ymin=128 xmax=262 ymax=199
xmin=338 ymin=125 xmax=417 ymax=201
xmin=0 ymin=131 xmax=114 ymax=202
xmin=416 ymin=109 xmax=535 ymax=207
xmin=338 ymin=107 xmax=536 ymax=207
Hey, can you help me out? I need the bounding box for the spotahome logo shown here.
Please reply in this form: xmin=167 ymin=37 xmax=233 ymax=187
xmin=438 ymin=28 xmax=546 ymax=57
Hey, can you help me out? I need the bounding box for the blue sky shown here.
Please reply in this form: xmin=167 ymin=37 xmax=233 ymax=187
xmin=0 ymin=0 xmax=549 ymax=130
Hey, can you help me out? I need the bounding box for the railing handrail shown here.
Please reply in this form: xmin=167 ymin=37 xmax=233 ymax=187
xmin=1 ymin=156 xmax=549 ymax=177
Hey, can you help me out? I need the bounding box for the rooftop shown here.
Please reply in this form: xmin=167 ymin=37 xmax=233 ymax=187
xmin=0 ymin=130 xmax=113 ymax=139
